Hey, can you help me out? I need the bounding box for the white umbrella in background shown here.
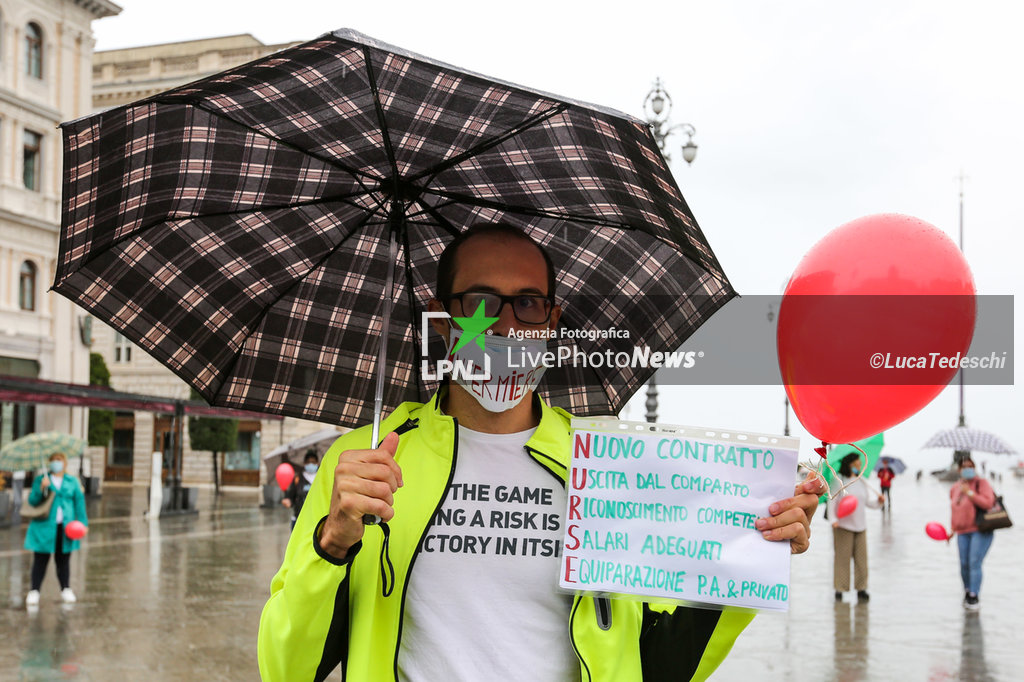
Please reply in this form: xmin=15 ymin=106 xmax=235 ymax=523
xmin=924 ymin=427 xmax=1016 ymax=455
xmin=263 ymin=428 xmax=344 ymax=469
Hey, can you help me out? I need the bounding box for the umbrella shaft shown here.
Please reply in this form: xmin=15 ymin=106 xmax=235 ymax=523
xmin=371 ymin=221 xmax=400 ymax=448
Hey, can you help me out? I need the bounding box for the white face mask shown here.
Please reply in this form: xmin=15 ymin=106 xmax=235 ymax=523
xmin=445 ymin=328 xmax=549 ymax=413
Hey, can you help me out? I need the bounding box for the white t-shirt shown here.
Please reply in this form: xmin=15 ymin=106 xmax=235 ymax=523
xmin=397 ymin=426 xmax=579 ymax=682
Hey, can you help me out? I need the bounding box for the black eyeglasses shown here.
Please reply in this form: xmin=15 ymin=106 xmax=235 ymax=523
xmin=447 ymin=291 xmax=555 ymax=324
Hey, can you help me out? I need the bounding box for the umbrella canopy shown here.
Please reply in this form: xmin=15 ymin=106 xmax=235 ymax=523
xmin=874 ymin=456 xmax=907 ymax=475
xmin=924 ymin=427 xmax=1016 ymax=455
xmin=54 ymin=29 xmax=733 ymax=429
xmin=263 ymin=428 xmax=343 ymax=467
xmin=820 ymin=432 xmax=885 ymax=492
xmin=0 ymin=432 xmax=87 ymax=472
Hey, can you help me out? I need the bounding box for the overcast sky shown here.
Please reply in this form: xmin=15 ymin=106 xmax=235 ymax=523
xmin=92 ymin=1 xmax=1022 ymax=472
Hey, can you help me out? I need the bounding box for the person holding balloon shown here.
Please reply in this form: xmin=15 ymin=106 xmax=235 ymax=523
xmin=23 ymin=452 xmax=88 ymax=608
xmin=829 ymin=453 xmax=884 ymax=602
xmin=950 ymin=457 xmax=996 ymax=610
xmin=282 ymin=450 xmax=320 ymax=530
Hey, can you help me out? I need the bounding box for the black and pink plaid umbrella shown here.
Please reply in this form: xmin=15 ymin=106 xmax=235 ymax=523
xmin=55 ymin=29 xmax=734 ymax=432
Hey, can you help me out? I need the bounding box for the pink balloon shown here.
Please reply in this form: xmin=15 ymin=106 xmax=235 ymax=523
xmin=65 ymin=520 xmax=88 ymax=540
xmin=275 ymin=463 xmax=295 ymax=491
xmin=926 ymin=522 xmax=951 ymax=541
xmin=836 ymin=495 xmax=859 ymax=519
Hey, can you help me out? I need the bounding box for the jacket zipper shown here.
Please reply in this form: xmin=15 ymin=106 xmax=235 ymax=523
xmin=390 ymin=417 xmax=460 ymax=681
xmin=525 ymin=444 xmax=611 ymax=662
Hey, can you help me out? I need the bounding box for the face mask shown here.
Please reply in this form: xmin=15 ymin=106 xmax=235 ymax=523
xmin=304 ymin=463 xmax=318 ymax=474
xmin=850 ymin=467 xmax=860 ymax=476
xmin=445 ymin=328 xmax=548 ymax=413
xmin=50 ymin=461 xmax=64 ymax=474
xmin=961 ymin=468 xmax=976 ymax=480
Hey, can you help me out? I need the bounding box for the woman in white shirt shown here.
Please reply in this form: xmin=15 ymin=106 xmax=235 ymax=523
xmin=828 ymin=453 xmax=884 ymax=602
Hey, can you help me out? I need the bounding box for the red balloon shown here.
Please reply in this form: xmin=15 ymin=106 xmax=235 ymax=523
xmin=835 ymin=495 xmax=859 ymax=519
xmin=777 ymin=214 xmax=975 ymax=444
xmin=925 ymin=522 xmax=951 ymax=541
xmin=65 ymin=520 xmax=88 ymax=540
xmin=275 ymin=463 xmax=295 ymax=491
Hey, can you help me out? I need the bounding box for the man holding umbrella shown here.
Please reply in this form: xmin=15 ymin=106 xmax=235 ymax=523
xmin=258 ymin=224 xmax=826 ymax=682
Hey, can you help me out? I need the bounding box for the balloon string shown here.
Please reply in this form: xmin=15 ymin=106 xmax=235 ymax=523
xmin=803 ymin=441 xmax=872 ymax=501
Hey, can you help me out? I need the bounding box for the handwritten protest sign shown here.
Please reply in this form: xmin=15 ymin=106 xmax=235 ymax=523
xmin=560 ymin=419 xmax=799 ymax=611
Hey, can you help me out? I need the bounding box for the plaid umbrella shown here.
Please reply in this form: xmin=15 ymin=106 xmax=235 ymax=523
xmin=0 ymin=432 xmax=86 ymax=472
xmin=55 ymin=29 xmax=734 ymax=432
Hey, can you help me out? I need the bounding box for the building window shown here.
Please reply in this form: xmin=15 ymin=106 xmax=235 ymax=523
xmin=114 ymin=331 xmax=132 ymax=363
xmin=111 ymin=413 xmax=135 ymax=468
xmin=23 ymin=130 xmax=41 ymax=190
xmin=25 ymin=22 xmax=43 ymax=79
xmin=19 ymin=261 xmax=37 ymax=311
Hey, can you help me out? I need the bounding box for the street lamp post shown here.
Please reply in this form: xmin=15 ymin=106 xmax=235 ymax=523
xmin=643 ymin=78 xmax=698 ymax=165
xmin=641 ymin=78 xmax=698 ymax=423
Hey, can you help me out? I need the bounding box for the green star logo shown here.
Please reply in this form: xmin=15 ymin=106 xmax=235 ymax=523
xmin=451 ymin=301 xmax=498 ymax=353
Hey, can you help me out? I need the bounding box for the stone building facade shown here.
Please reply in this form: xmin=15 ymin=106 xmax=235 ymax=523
xmin=0 ymin=0 xmax=120 ymax=460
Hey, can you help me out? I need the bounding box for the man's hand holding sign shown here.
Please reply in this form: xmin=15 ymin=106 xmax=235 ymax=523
xmin=560 ymin=420 xmax=805 ymax=611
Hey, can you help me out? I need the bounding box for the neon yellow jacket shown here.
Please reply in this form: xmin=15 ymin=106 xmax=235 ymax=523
xmin=258 ymin=391 xmax=753 ymax=681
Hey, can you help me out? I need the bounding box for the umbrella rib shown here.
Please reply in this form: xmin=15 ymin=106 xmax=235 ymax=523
xmin=179 ymin=100 xmax=387 ymax=189
xmin=420 ymin=187 xmax=639 ymax=231
xmin=407 ymin=103 xmax=570 ymax=186
xmin=414 ymin=198 xmax=462 ymax=239
xmin=62 ymin=192 xmax=380 ymax=284
xmin=361 ymin=47 xmax=402 ymax=185
xmin=208 ymin=208 xmax=381 ymax=404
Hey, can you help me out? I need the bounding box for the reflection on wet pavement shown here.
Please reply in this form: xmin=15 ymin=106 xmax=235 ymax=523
xmin=1 ymin=477 xmax=1021 ymax=680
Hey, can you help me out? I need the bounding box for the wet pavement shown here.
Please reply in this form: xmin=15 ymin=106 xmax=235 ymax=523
xmin=1 ymin=476 xmax=1021 ymax=680
xmin=1 ymin=485 xmax=288 ymax=681
xmin=713 ymin=474 xmax=1024 ymax=682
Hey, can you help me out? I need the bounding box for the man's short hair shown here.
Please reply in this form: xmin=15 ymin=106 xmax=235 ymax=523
xmin=435 ymin=223 xmax=556 ymax=301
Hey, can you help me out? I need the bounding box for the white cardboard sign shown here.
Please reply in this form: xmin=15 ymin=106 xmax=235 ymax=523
xmin=559 ymin=418 xmax=800 ymax=611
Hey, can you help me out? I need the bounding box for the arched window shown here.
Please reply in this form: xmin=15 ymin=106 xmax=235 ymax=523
xmin=25 ymin=22 xmax=43 ymax=79
xmin=19 ymin=261 xmax=37 ymax=311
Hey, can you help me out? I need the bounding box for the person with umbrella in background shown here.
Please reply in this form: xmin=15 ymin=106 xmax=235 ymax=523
xmin=950 ymin=456 xmax=996 ymax=610
xmin=257 ymin=224 xmax=827 ymax=681
xmin=24 ymin=452 xmax=88 ymax=609
xmin=829 ymin=453 xmax=884 ymax=603
xmin=877 ymin=457 xmax=896 ymax=510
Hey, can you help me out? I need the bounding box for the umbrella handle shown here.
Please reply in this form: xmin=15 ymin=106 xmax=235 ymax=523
xmin=363 ymin=220 xmax=400 ymax=528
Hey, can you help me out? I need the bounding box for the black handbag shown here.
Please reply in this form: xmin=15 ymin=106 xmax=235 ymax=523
xmin=975 ymin=494 xmax=1012 ymax=532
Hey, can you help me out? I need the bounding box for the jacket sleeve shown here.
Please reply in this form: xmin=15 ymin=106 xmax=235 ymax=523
xmin=864 ymin=480 xmax=883 ymax=509
xmin=972 ymin=479 xmax=996 ymax=510
xmin=284 ymin=477 xmax=299 ymax=506
xmin=640 ymin=602 xmax=754 ymax=681
xmin=258 ymin=440 xmax=361 ymax=682
xmin=27 ymin=475 xmax=46 ymax=506
xmin=74 ymin=478 xmax=89 ymax=524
